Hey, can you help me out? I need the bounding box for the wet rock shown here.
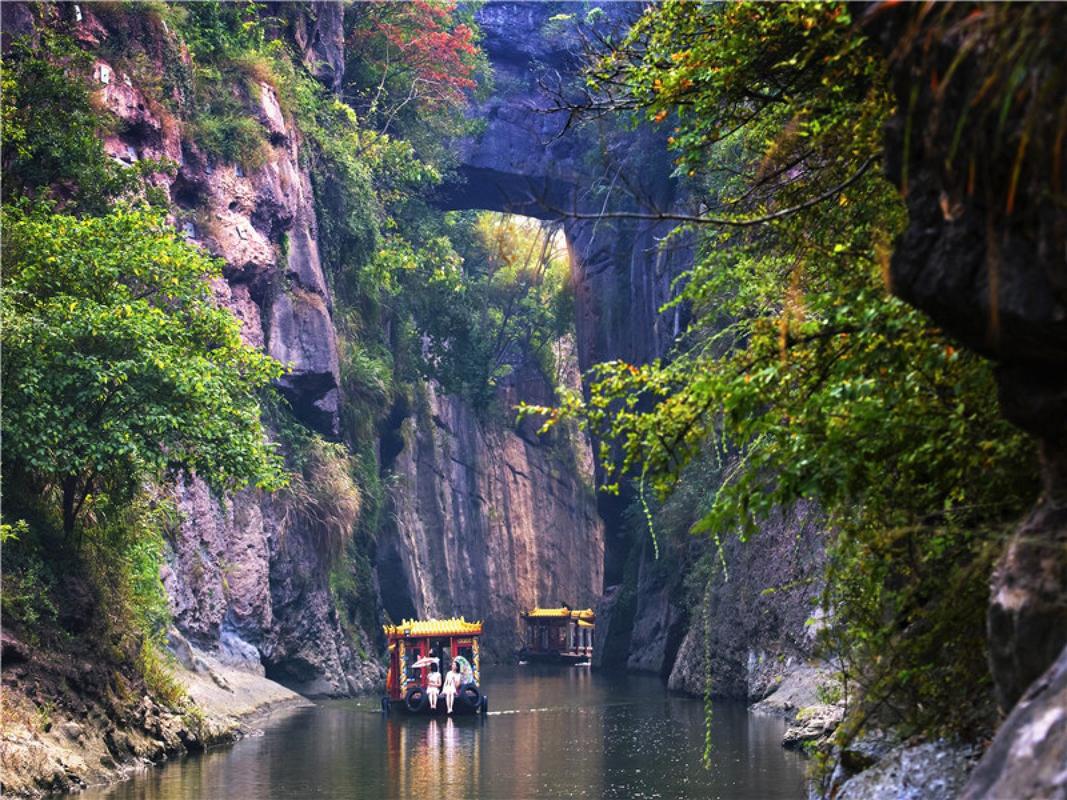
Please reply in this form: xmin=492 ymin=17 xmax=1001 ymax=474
xmin=218 ymin=627 xmax=265 ymax=675
xmin=780 ymin=704 xmax=843 ymax=750
xmin=750 ymin=662 xmax=837 ymax=719
xmin=165 ymin=473 xmax=373 ymax=698
xmin=165 ymin=477 xmax=235 ymax=642
xmin=591 ymin=585 xmax=633 ymax=670
xmin=833 ymin=740 xmax=980 ymax=800
xmin=837 ymin=730 xmax=897 ymax=775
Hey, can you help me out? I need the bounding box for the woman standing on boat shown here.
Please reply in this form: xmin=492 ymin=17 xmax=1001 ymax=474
xmin=442 ymin=661 xmax=462 ymax=714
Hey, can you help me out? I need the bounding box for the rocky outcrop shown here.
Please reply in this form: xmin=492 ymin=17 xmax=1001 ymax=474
xmin=987 ymin=449 xmax=1067 ymax=712
xmin=64 ymin=4 xmax=375 ymax=698
xmin=959 ymin=641 xmax=1067 ymax=800
xmin=0 ymin=627 xmax=305 ymax=798
xmin=448 ymin=3 xmax=691 ymax=381
xmin=275 ymin=2 xmax=345 ymax=95
xmin=667 ymin=502 xmax=827 ymax=700
xmin=444 ymin=3 xmax=821 ymax=689
xmin=872 ymin=3 xmax=1067 ymax=713
xmin=874 ymin=3 xmax=1067 ymax=716
xmin=163 ymin=475 xmax=381 ymax=698
xmin=441 ymin=1 xmax=587 ymax=217
xmin=377 ymin=382 xmax=604 ymax=662
xmin=624 ymin=543 xmax=691 ymax=676
xmin=831 ymin=740 xmax=981 ymax=800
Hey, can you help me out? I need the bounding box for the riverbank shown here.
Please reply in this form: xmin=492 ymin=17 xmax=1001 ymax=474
xmin=0 ymin=630 xmax=311 ymax=797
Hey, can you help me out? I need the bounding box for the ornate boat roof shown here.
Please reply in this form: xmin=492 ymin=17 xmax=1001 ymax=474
xmin=522 ymin=607 xmax=596 ymax=621
xmin=383 ymin=617 xmax=483 ymax=638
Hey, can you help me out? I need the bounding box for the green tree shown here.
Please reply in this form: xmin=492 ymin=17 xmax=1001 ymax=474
xmin=405 ymin=212 xmax=574 ymax=411
xmin=1 ymin=204 xmax=286 ymax=539
xmin=1 ymin=32 xmax=148 ymax=214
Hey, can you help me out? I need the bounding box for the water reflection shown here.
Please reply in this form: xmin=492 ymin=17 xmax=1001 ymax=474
xmin=80 ymin=666 xmax=806 ymax=800
xmin=386 ymin=717 xmax=484 ymax=799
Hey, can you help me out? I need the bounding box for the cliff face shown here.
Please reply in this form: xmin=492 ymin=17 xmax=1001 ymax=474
xmin=872 ymin=5 xmax=1067 ymax=715
xmin=377 ymin=378 xmax=604 ymax=662
xmin=22 ymin=1 xmax=823 ymax=704
xmin=59 ymin=1 xmax=612 ymax=697
xmin=865 ymin=7 xmax=1067 ymax=794
xmin=163 ymin=477 xmax=381 ymax=697
xmin=666 ymin=503 xmax=826 ymax=700
xmin=62 ymin=2 xmax=381 ymax=697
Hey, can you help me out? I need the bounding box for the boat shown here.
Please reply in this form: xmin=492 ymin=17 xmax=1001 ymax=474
xmin=381 ymin=617 xmax=488 ymax=715
xmin=518 ymin=607 xmax=595 ymax=665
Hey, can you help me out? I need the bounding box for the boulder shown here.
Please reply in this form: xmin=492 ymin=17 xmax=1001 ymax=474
xmin=959 ymin=641 xmax=1067 ymax=800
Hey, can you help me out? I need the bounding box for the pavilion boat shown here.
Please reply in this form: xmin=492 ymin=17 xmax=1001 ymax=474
xmin=382 ymin=617 xmax=487 ymax=715
xmin=518 ymin=607 xmax=595 ymax=665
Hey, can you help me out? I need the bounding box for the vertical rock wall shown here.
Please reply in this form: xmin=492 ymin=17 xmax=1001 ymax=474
xmin=440 ymin=1 xmax=829 ymax=684
xmin=377 ymin=380 xmax=605 ymax=662
xmin=63 ymin=0 xmax=828 ymax=698
xmin=872 ymin=5 xmax=1067 ymax=713
xmin=70 ymin=1 xmax=611 ymax=695
xmin=65 ymin=2 xmax=381 ymax=697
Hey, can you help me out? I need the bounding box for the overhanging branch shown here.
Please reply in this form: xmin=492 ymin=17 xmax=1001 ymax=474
xmin=541 ymin=155 xmax=879 ymax=228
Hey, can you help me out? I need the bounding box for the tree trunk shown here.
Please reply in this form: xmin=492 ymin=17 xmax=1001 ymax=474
xmin=62 ymin=475 xmax=77 ymax=539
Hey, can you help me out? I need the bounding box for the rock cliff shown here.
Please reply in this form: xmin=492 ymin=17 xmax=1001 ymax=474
xmin=48 ymin=1 xmax=380 ymax=698
xmin=377 ymin=378 xmax=604 ymax=662
xmin=666 ymin=503 xmax=827 ymax=700
xmin=83 ymin=0 xmax=607 ymax=695
xmin=872 ymin=3 xmax=1067 ymax=716
xmin=8 ymin=0 xmax=826 ymax=712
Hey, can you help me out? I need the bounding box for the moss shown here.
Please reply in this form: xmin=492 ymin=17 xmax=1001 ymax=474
xmin=188 ymin=111 xmax=270 ymax=171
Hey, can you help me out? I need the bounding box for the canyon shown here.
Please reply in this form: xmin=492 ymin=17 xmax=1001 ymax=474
xmin=3 ymin=3 xmax=1063 ymax=798
xmin=44 ymin=0 xmax=819 ymax=702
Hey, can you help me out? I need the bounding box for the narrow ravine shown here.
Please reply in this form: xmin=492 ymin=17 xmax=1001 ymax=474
xmin=2 ymin=3 xmax=1064 ymax=799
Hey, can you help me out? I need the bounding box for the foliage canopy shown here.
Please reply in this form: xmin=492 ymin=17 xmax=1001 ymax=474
xmin=1 ymin=205 xmax=285 ymax=537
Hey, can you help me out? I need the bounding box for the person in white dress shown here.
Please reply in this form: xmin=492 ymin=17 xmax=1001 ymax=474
xmin=442 ymin=661 xmax=462 ymax=714
xmin=427 ymin=663 xmax=442 ymax=710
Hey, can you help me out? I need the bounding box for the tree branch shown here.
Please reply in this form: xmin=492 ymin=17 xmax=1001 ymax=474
xmin=540 ymin=155 xmax=879 ymax=228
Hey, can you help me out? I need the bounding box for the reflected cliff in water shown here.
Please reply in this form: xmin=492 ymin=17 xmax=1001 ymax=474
xmin=80 ymin=666 xmax=806 ymax=800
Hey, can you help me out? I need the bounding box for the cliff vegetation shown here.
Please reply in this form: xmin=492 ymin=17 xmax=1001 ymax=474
xmin=525 ymin=0 xmax=1062 ymax=787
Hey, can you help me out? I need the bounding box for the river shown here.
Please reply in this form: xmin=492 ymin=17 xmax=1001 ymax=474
xmin=81 ymin=665 xmax=808 ymax=799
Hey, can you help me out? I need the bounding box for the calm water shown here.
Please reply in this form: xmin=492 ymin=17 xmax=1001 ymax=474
xmin=81 ymin=666 xmax=807 ymax=800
